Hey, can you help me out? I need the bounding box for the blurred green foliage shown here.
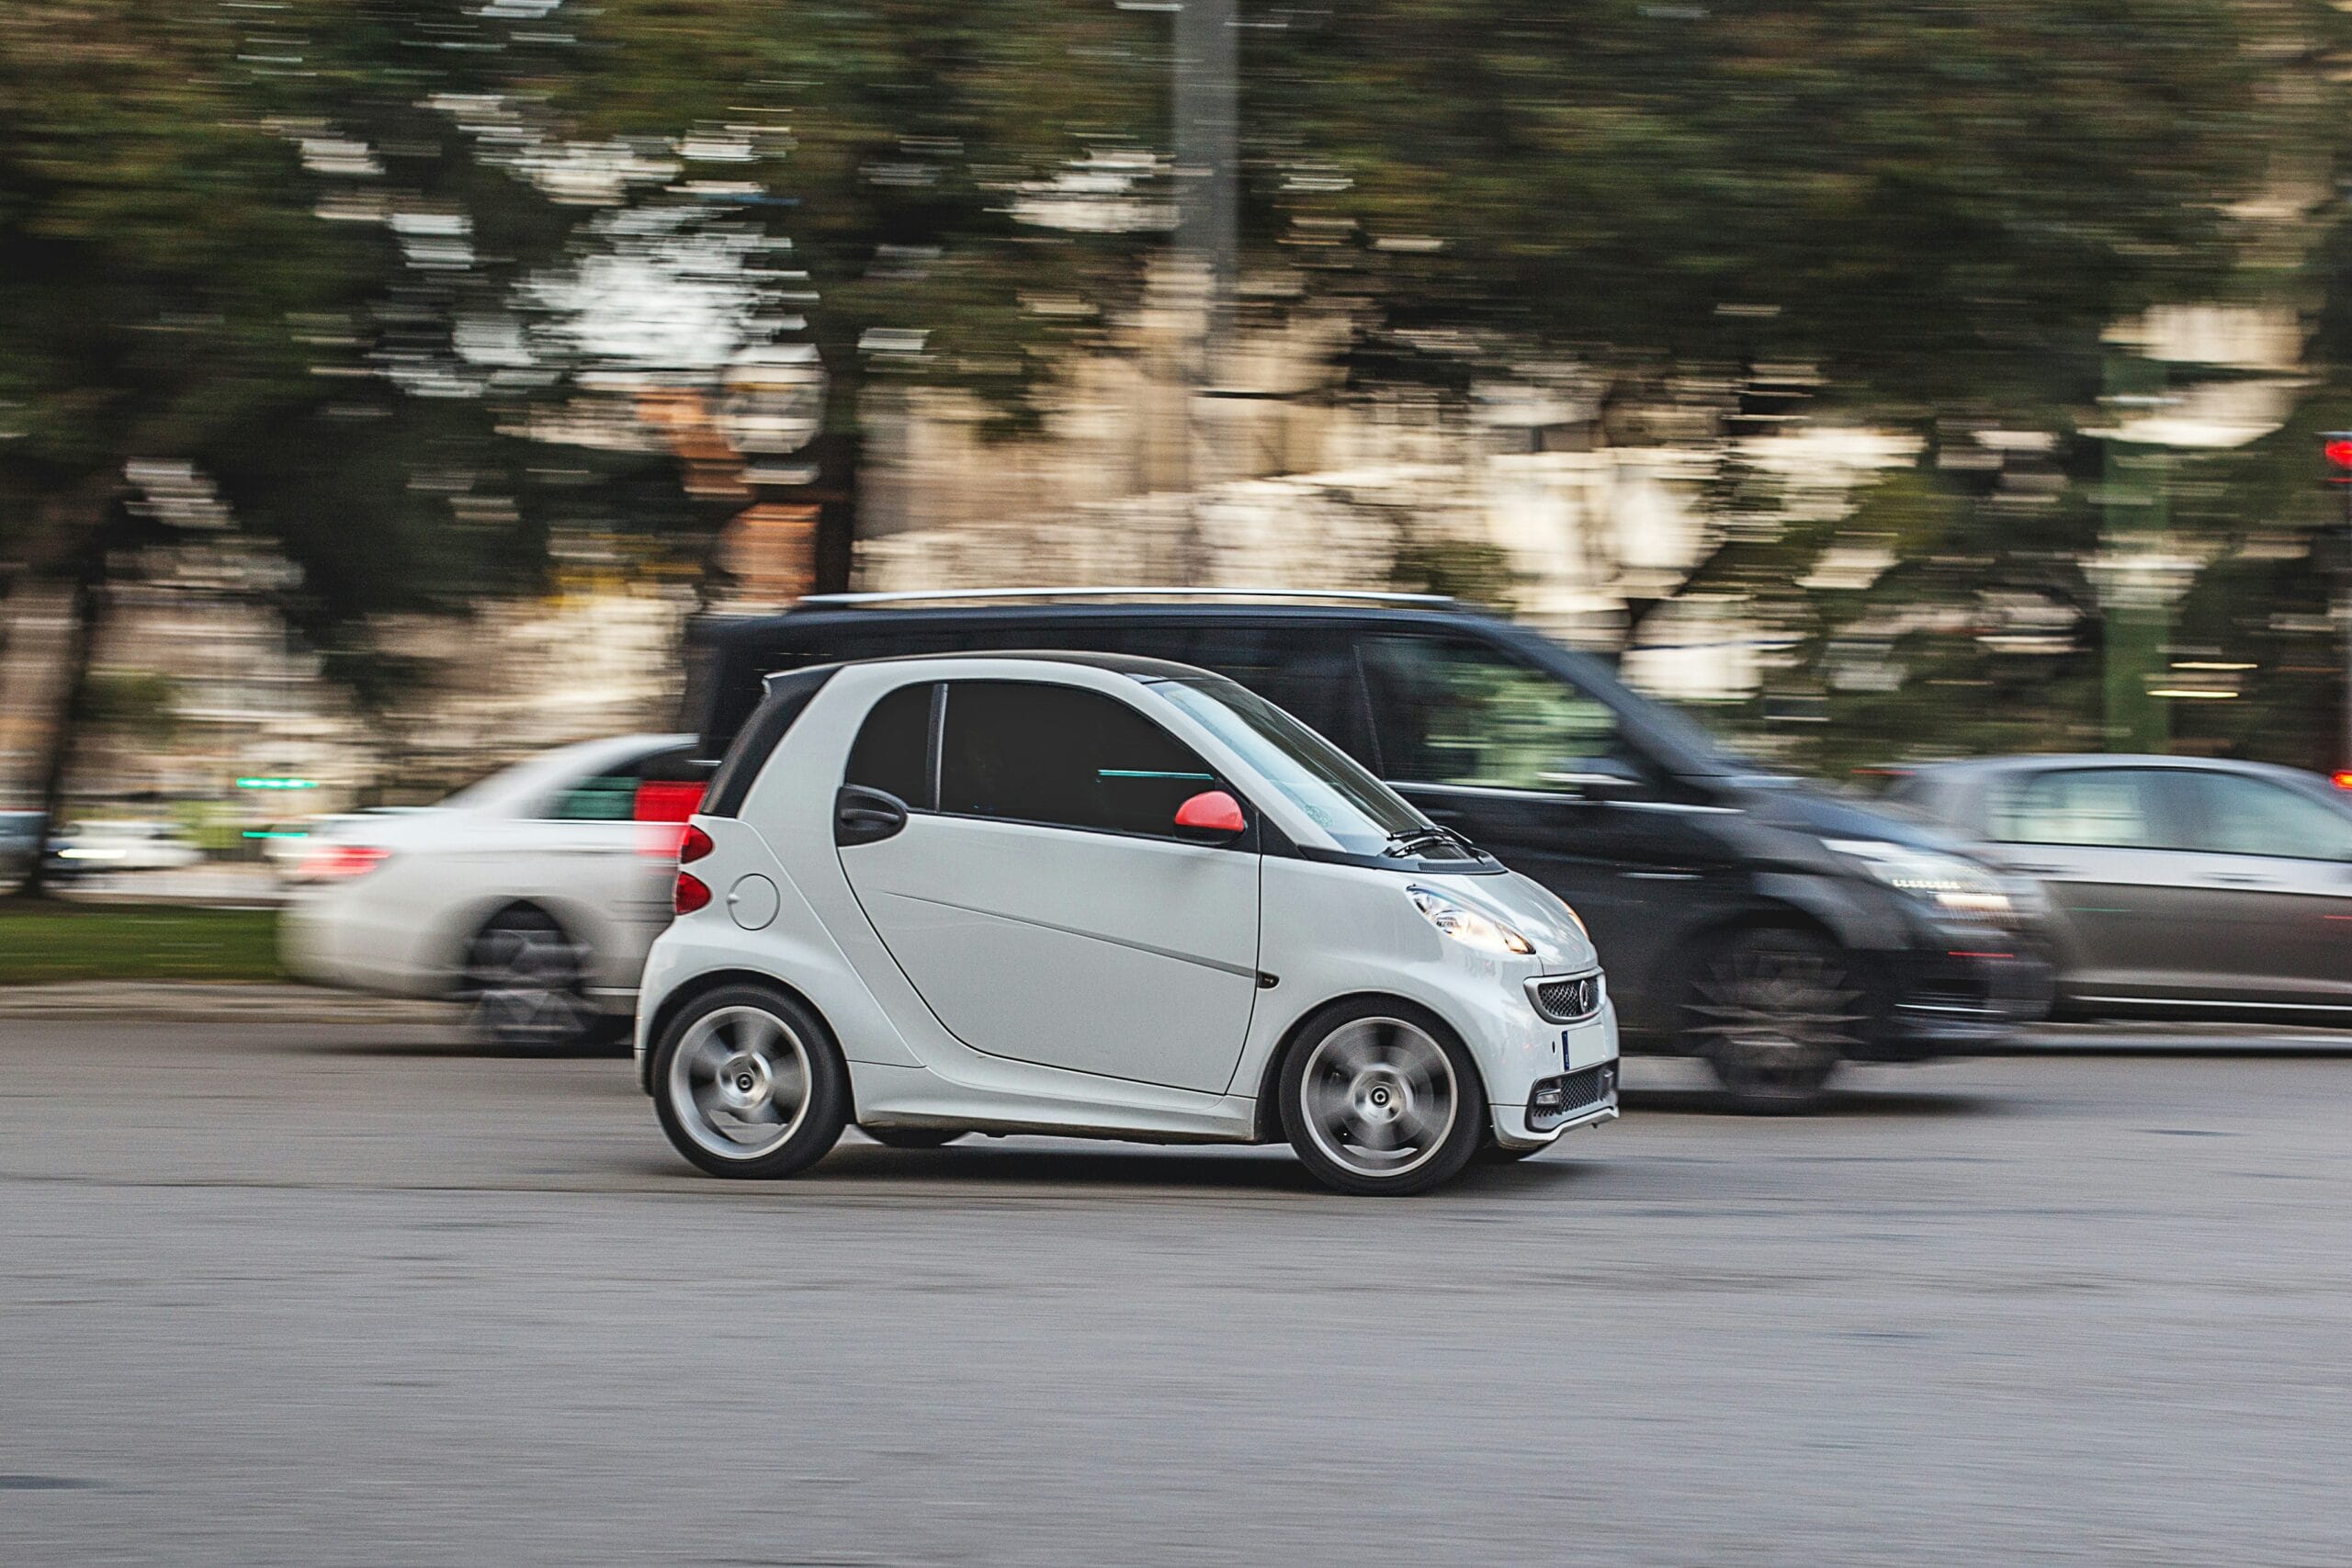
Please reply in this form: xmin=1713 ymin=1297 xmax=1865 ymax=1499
xmin=5 ymin=0 xmax=2352 ymax=790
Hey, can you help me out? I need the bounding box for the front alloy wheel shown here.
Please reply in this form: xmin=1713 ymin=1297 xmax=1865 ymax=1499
xmin=653 ymin=986 xmax=848 ymax=1179
xmin=1686 ymin=928 xmax=1865 ymax=1111
xmin=1280 ymin=1000 xmax=1483 ymax=1196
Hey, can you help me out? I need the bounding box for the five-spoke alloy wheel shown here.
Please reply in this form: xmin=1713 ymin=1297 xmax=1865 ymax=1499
xmin=652 ymin=985 xmax=848 ymax=1179
xmin=1279 ymin=999 xmax=1483 ymax=1196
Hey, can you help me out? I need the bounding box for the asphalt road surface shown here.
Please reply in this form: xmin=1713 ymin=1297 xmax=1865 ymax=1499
xmin=2 ymin=1019 xmax=2346 ymax=1568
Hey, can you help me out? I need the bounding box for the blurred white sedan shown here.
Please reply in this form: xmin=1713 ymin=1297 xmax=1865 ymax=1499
xmin=280 ymin=734 xmax=702 ymax=1047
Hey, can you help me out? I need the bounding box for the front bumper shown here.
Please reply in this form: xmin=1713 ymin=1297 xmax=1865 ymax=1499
xmin=1862 ymin=942 xmax=2053 ymax=1060
xmin=1492 ymin=1095 xmax=1619 ymax=1150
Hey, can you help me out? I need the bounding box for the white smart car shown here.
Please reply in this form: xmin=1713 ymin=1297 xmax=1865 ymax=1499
xmin=637 ymin=653 xmax=1618 ymax=1195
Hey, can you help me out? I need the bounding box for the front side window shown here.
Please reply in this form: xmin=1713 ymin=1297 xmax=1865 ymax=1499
xmin=2168 ymin=772 xmax=2352 ymax=862
xmin=1365 ymin=636 xmax=1620 ymax=792
xmin=1152 ymin=673 xmax=1459 ymax=859
xmin=938 ymin=681 xmax=1218 ymax=837
xmin=1990 ymin=769 xmax=2167 ymax=849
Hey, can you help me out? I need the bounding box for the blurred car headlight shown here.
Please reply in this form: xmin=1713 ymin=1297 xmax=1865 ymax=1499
xmin=1408 ymin=885 xmax=1535 ymax=955
xmin=1827 ymin=840 xmax=2012 ymax=921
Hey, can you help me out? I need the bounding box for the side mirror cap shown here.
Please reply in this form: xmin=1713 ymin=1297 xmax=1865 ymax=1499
xmin=1172 ymin=789 xmax=1248 ymax=837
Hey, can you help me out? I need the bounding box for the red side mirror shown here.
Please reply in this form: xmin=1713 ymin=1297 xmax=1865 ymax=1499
xmin=1173 ymin=789 xmax=1248 ymax=836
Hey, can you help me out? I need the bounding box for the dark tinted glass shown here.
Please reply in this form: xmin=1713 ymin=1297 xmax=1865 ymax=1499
xmin=1364 ymin=636 xmax=1620 ymax=790
xmin=844 ymin=683 xmax=935 ymax=807
xmin=939 ymin=681 xmax=1216 ymax=835
xmin=1175 ymin=625 xmax=1359 ymax=752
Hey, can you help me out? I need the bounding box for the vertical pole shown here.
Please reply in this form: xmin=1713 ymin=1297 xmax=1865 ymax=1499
xmin=2341 ymin=474 xmax=2352 ymax=771
xmin=1171 ymin=0 xmax=1238 ymax=525
xmin=1172 ymin=0 xmax=1238 ymax=371
xmin=2100 ymin=354 xmax=2170 ymax=755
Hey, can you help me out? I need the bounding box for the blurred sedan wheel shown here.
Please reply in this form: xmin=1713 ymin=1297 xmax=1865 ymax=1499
xmin=462 ymin=908 xmax=607 ymax=1051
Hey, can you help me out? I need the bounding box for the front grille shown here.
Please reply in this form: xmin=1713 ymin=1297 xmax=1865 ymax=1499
xmin=1527 ymin=972 xmax=1604 ymax=1023
xmin=1527 ymin=1062 xmax=1618 ymax=1130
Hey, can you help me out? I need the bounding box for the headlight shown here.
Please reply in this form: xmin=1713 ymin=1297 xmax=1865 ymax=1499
xmin=1408 ymin=885 xmax=1534 ymax=955
xmin=1827 ymin=840 xmax=2012 ymax=920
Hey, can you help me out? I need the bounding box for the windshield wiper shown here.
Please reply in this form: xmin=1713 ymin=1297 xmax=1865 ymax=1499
xmin=1384 ymin=825 xmax=1471 ymax=858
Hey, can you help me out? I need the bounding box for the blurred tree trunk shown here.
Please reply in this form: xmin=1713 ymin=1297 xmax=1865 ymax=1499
xmin=18 ymin=479 xmax=119 ymax=900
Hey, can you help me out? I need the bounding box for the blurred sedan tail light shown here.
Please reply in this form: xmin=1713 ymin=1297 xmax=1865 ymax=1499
xmin=2334 ymin=772 xmax=2352 ymax=792
xmin=634 ymin=779 xmax=707 ymax=857
xmin=295 ymin=843 xmax=391 ymax=882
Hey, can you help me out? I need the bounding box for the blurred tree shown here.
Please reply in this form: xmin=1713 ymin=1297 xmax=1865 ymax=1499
xmin=0 ymin=2 xmax=550 ymax=891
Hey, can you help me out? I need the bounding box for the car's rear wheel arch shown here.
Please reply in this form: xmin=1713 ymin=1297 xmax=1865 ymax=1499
xmin=640 ymin=967 xmax=830 ymax=1092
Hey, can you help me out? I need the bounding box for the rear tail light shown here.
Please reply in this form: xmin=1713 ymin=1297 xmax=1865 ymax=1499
xmin=295 ymin=843 xmax=391 ymax=882
xmin=678 ymin=823 xmax=714 ymax=863
xmin=2334 ymin=772 xmax=2352 ymax=792
xmin=673 ymin=871 xmax=712 ymax=915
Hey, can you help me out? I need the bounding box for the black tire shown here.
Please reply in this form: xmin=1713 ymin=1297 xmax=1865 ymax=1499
xmin=1278 ymin=998 xmax=1486 ymax=1196
xmin=861 ymin=1126 xmax=967 ymax=1149
xmin=1684 ymin=927 xmax=1862 ymax=1112
xmin=651 ymin=984 xmax=850 ymax=1179
xmin=462 ymin=907 xmax=598 ymax=1050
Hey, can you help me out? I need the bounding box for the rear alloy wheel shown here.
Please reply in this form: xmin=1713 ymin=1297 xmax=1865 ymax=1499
xmin=1686 ymin=928 xmax=1864 ymax=1111
xmin=653 ymin=986 xmax=849 ymax=1179
xmin=1280 ymin=1000 xmax=1484 ymax=1196
xmin=861 ymin=1127 xmax=967 ymax=1150
xmin=463 ymin=908 xmax=603 ymax=1050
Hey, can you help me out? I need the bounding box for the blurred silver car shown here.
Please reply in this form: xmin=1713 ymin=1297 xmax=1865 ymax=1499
xmin=1885 ymin=755 xmax=2352 ymax=1019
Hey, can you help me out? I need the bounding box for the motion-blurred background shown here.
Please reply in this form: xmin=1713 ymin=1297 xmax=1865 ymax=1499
xmin=9 ymin=0 xmax=2352 ymax=914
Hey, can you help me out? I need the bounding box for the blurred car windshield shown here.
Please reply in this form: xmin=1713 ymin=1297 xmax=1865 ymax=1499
xmin=1148 ymin=673 xmax=1472 ymax=859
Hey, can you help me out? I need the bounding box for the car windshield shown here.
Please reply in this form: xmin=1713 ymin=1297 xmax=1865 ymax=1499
xmin=1148 ymin=673 xmax=1480 ymax=862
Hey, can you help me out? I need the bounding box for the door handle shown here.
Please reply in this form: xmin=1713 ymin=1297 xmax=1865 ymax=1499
xmin=834 ymin=785 xmax=910 ymax=846
xmin=2205 ymin=872 xmax=2270 ymax=887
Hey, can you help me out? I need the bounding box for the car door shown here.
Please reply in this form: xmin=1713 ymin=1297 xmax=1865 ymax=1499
xmin=1355 ymin=631 xmax=1742 ymax=1028
xmin=1979 ymin=766 xmax=2219 ymax=1002
xmin=833 ymin=676 xmax=1261 ymax=1094
xmin=2151 ymin=768 xmax=2352 ymax=1007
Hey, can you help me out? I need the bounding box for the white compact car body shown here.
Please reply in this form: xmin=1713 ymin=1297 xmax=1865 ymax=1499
xmin=638 ymin=653 xmax=1617 ymax=1195
xmin=281 ymin=733 xmax=698 ymax=1044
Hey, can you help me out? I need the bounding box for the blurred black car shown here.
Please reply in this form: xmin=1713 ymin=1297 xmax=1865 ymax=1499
xmin=1886 ymin=753 xmax=2352 ymax=1020
xmin=684 ymin=591 xmax=2045 ymax=1107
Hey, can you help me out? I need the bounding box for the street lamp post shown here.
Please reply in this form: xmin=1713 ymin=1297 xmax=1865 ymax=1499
xmin=2323 ymin=432 xmax=2352 ymax=770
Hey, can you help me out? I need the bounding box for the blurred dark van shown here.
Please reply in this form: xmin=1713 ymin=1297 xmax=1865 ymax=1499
xmin=684 ymin=590 xmax=2045 ymax=1106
